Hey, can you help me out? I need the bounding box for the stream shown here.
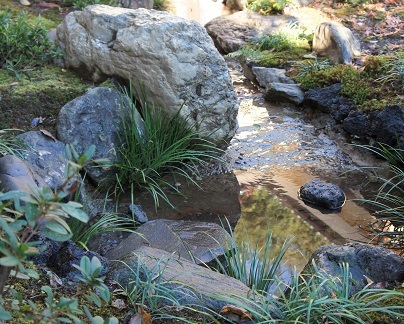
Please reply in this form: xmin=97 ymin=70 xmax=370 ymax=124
xmin=128 ymin=59 xmax=381 ymax=277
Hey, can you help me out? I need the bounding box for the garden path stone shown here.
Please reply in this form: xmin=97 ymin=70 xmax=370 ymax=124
xmin=108 ymin=245 xmax=254 ymax=312
xmin=56 ymin=5 xmax=238 ymax=147
xmin=17 ymin=131 xmax=67 ymax=191
xmin=105 ymin=219 xmax=234 ymax=265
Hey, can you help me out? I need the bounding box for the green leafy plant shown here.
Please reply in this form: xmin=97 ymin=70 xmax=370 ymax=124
xmin=0 ymin=7 xmax=62 ymax=74
xmin=0 ymin=144 xmax=117 ymax=322
xmin=113 ymin=83 xmax=223 ymax=207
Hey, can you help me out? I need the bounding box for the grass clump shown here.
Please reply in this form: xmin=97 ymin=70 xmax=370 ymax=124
xmin=0 ymin=129 xmax=24 ymax=158
xmin=113 ymin=83 xmax=223 ymax=207
xmin=355 ymin=143 xmax=404 ymax=255
xmin=228 ymin=22 xmax=311 ymax=68
xmin=219 ymin=262 xmax=404 ymax=323
xmin=0 ymin=7 xmax=61 ymax=73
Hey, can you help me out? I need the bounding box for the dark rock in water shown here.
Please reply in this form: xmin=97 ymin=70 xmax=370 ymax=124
xmin=302 ymin=243 xmax=404 ymax=295
xmin=128 ymin=204 xmax=148 ymax=224
xmin=104 ymin=219 xmax=235 ymax=265
xmin=342 ymin=110 xmax=370 ymax=139
xmin=17 ymin=131 xmax=68 ymax=191
xmin=47 ymin=241 xmax=108 ymax=284
xmin=299 ymin=179 xmax=345 ymax=210
xmin=370 ymin=104 xmax=404 ymax=148
xmin=0 ymin=155 xmax=46 ymax=195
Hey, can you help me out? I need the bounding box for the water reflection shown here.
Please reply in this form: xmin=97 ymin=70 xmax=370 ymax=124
xmin=235 ymin=185 xmax=330 ymax=277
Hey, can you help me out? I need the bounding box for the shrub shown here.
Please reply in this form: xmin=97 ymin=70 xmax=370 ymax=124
xmin=113 ymin=83 xmax=223 ymax=207
xmin=0 ymin=144 xmax=117 ymax=322
xmin=0 ymin=8 xmax=61 ymax=74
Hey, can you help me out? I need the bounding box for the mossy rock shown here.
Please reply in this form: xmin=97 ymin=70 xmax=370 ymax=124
xmin=0 ymin=66 xmax=92 ymax=133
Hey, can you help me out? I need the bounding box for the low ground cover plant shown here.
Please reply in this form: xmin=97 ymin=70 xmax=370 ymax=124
xmin=0 ymin=7 xmax=61 ymax=74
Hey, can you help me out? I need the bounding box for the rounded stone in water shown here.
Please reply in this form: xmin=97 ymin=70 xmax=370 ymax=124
xmin=298 ymin=179 xmax=346 ymax=211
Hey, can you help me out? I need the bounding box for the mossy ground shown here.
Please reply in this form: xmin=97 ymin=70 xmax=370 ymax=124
xmin=0 ymin=66 xmax=93 ymax=134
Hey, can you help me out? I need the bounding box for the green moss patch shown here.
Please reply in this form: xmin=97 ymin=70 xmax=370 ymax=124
xmin=0 ymin=66 xmax=92 ymax=133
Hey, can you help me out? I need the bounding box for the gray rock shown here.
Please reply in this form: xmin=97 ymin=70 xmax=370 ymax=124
xmin=313 ymin=22 xmax=361 ymax=64
xmin=303 ymin=243 xmax=404 ymax=295
xmin=56 ymin=5 xmax=238 ymax=148
xmin=108 ymin=245 xmax=253 ymax=312
xmin=252 ymin=67 xmax=294 ymax=88
xmin=105 ymin=219 xmax=234 ymax=265
xmin=56 ymin=87 xmax=142 ymax=186
xmin=264 ymin=83 xmax=304 ymax=106
xmin=115 ymin=0 xmax=153 ymax=9
xmin=342 ymin=110 xmax=370 ymax=139
xmin=128 ymin=204 xmax=148 ymax=224
xmin=370 ymin=104 xmax=404 ymax=148
xmin=0 ymin=155 xmax=46 ymax=195
xmin=17 ymin=131 xmax=68 ymax=191
xmin=299 ymin=179 xmax=345 ymax=210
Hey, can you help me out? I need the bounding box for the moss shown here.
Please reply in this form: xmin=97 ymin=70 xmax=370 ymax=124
xmin=368 ymin=287 xmax=404 ymax=324
xmin=0 ymin=66 xmax=93 ymax=133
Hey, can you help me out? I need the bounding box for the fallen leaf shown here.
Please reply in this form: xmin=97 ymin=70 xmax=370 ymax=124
xmin=19 ymin=0 xmax=31 ymax=5
xmin=128 ymin=306 xmax=152 ymax=324
xmin=62 ymin=179 xmax=79 ymax=195
xmin=40 ymin=129 xmax=57 ymax=142
xmin=220 ymin=304 xmax=252 ymax=322
xmin=9 ymin=82 xmax=19 ymax=86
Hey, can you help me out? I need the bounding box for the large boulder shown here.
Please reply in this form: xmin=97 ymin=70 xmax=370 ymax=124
xmin=56 ymin=5 xmax=238 ymax=147
xmin=108 ymin=245 xmax=255 ymax=312
xmin=104 ymin=219 xmax=235 ymax=265
xmin=17 ymin=131 xmax=68 ymax=191
xmin=303 ymin=243 xmax=404 ymax=295
xmin=56 ymin=87 xmax=142 ymax=186
xmin=313 ymin=22 xmax=361 ymax=64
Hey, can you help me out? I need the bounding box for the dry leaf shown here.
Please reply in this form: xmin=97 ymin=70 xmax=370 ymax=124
xmin=220 ymin=304 xmax=252 ymax=322
xmin=128 ymin=306 xmax=152 ymax=324
xmin=40 ymin=129 xmax=57 ymax=142
xmin=19 ymin=0 xmax=31 ymax=5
